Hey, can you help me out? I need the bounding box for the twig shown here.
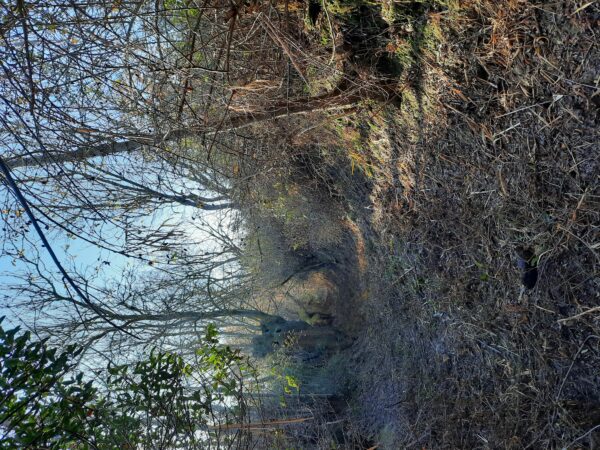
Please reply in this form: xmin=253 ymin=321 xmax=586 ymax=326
xmin=493 ymin=122 xmax=521 ymax=142
xmin=556 ymin=335 xmax=600 ymax=401
xmin=494 ymin=101 xmax=551 ymax=119
xmin=208 ymin=416 xmax=313 ymax=431
xmin=0 ymin=156 xmax=138 ymax=339
xmin=570 ymin=1 xmax=596 ymax=16
xmin=566 ymin=423 xmax=600 ymax=448
xmin=557 ymin=306 xmax=600 ymax=324
xmin=259 ymin=15 xmax=308 ymax=86
xmin=321 ymin=0 xmax=336 ymax=65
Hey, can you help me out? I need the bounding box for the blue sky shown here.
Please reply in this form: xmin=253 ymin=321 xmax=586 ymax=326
xmin=0 ymin=0 xmax=240 ymax=337
xmin=0 ymin=166 xmax=236 ymax=333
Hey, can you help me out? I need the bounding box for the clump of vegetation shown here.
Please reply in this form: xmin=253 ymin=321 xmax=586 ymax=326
xmin=0 ymin=322 xmax=251 ymax=448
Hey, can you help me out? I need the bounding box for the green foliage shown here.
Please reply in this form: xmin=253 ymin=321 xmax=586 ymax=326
xmin=0 ymin=321 xmax=94 ymax=449
xmin=0 ymin=320 xmax=249 ymax=449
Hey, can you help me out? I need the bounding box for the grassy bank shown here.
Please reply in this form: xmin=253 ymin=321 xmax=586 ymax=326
xmin=248 ymin=0 xmax=600 ymax=447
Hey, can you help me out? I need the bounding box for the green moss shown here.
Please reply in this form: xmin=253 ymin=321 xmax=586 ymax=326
xmin=422 ymin=19 xmax=443 ymax=51
xmin=326 ymin=0 xmax=358 ymax=17
xmin=402 ymin=89 xmax=419 ymax=112
xmin=394 ymin=39 xmax=415 ymax=68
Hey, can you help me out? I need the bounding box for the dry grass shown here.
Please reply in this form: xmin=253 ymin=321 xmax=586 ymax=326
xmin=314 ymin=0 xmax=600 ymax=448
xmin=235 ymin=0 xmax=599 ymax=446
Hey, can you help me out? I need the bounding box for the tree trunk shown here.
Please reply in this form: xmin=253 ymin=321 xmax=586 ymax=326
xmin=103 ymin=308 xmax=279 ymax=325
xmin=6 ymin=81 xmax=395 ymax=169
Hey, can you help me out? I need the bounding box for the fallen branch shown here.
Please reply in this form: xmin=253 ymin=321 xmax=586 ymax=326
xmin=557 ymin=305 xmax=600 ymax=324
xmin=208 ymin=416 xmax=313 ymax=431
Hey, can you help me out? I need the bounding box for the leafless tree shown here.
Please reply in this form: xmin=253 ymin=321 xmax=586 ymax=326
xmin=0 ymin=0 xmax=394 ymax=353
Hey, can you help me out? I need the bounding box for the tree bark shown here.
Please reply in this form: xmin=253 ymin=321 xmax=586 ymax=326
xmin=103 ymin=308 xmax=278 ymax=325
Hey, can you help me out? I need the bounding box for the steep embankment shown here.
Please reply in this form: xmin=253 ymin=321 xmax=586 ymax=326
xmin=327 ymin=1 xmax=600 ymax=448
xmin=240 ymin=1 xmax=598 ymax=447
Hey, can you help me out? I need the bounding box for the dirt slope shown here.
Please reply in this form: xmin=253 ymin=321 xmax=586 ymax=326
xmin=329 ymin=1 xmax=600 ymax=447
